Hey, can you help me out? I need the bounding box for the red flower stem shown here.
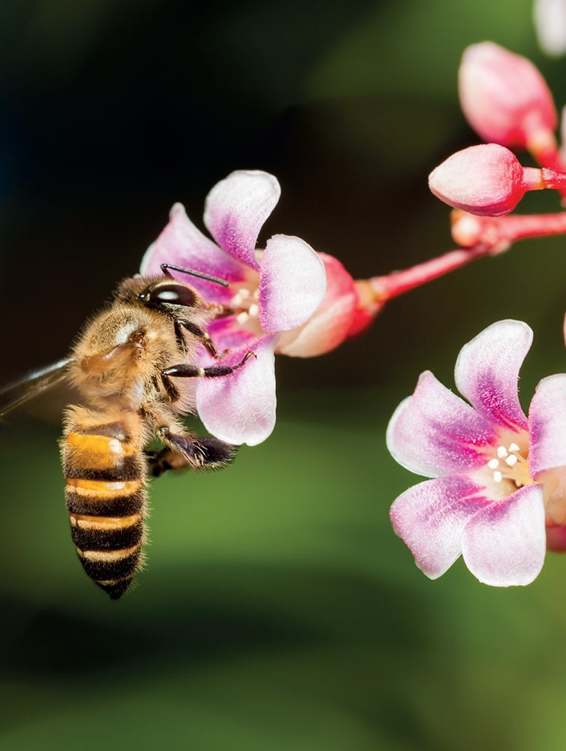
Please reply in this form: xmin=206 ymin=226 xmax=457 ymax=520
xmin=452 ymin=210 xmax=566 ymax=249
xmin=540 ymin=169 xmax=566 ymax=191
xmin=522 ymin=167 xmax=566 ymax=192
xmin=359 ymin=208 xmax=566 ymax=307
xmin=527 ymin=130 xmax=566 ymax=198
xmin=489 ymin=211 xmax=566 ymax=241
xmin=528 ymin=131 xmax=566 ymax=173
xmin=368 ymin=245 xmax=489 ymax=302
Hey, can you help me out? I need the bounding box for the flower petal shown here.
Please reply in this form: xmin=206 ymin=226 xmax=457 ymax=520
xmin=534 ymin=0 xmax=566 ymax=57
xmin=529 ymin=373 xmax=566 ymax=476
xmin=390 ymin=476 xmax=492 ymax=579
xmin=204 ymin=171 xmax=280 ymax=270
xmin=196 ymin=336 xmax=276 ymax=447
xmin=454 ymin=320 xmax=532 ymax=431
xmin=207 ymin=316 xmax=257 ymax=351
xmin=461 ymin=484 xmax=546 ymax=586
xmin=386 ymin=371 xmax=497 ymax=478
xmin=277 ymin=294 xmax=355 ymax=357
xmin=258 ymin=234 xmax=326 ymax=334
xmin=140 ymin=203 xmax=245 ymax=303
xmin=276 ymin=253 xmax=357 ymax=357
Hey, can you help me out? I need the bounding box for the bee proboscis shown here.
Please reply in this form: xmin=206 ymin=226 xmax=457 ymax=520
xmin=0 ymin=264 xmax=253 ymax=599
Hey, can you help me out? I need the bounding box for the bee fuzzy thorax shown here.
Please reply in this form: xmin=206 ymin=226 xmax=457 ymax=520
xmin=70 ymin=305 xmax=178 ymax=407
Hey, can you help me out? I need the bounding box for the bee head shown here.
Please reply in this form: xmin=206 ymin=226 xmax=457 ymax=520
xmin=115 ymin=275 xmax=201 ymax=311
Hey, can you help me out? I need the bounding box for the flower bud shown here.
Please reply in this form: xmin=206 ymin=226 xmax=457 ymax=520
xmin=451 ymin=210 xmax=513 ymax=254
xmin=459 ymin=42 xmax=557 ymax=150
xmin=546 ymin=525 xmax=566 ymax=551
xmin=429 ymin=144 xmax=535 ymax=216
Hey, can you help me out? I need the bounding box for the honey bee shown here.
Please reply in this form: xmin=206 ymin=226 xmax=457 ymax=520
xmin=0 ymin=264 xmax=253 ymax=600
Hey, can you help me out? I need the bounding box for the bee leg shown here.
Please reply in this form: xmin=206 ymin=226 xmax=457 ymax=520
xmin=161 ymin=350 xmax=256 ymax=385
xmin=145 ymin=446 xmax=190 ymax=477
xmin=158 ymin=426 xmax=236 ymax=470
xmin=179 ymin=321 xmax=226 ymax=359
xmin=160 ymin=372 xmax=180 ymax=402
xmin=142 ymin=405 xmax=236 ymax=475
xmin=173 ymin=321 xmax=188 ymax=355
xmin=153 ymin=427 xmax=236 ymax=475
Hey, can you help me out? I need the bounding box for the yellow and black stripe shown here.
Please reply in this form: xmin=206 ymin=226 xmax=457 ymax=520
xmin=62 ymin=418 xmax=146 ymax=600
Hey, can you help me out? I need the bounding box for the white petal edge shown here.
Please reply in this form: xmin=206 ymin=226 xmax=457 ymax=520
xmin=390 ymin=476 xmax=492 ymax=580
xmin=461 ymin=484 xmax=546 ymax=587
xmin=529 ymin=373 xmax=566 ymax=476
xmin=454 ymin=319 xmax=532 ymax=430
xmin=196 ymin=337 xmax=276 ymax=447
xmin=203 ymin=170 xmax=281 ymax=270
xmin=259 ymin=234 xmax=327 ymax=334
xmin=386 ymin=371 xmax=497 ymax=478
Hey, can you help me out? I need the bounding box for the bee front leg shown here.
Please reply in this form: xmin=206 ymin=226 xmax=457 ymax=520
xmin=179 ymin=321 xmax=228 ymax=359
xmin=161 ymin=350 xmax=255 ymax=385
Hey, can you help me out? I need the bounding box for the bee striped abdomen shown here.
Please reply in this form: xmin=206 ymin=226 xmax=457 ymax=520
xmin=62 ymin=415 xmax=146 ymax=600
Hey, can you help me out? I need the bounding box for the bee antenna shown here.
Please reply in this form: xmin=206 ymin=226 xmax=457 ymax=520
xmin=160 ymin=263 xmax=229 ymax=288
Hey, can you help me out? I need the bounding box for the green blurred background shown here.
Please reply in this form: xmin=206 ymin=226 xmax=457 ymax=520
xmin=2 ymin=0 xmax=566 ymax=748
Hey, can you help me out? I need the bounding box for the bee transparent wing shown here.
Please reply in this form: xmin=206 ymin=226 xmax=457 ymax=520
xmin=0 ymin=357 xmax=73 ymax=417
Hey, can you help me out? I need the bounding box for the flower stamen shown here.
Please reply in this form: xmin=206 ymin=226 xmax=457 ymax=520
xmin=487 ymin=442 xmax=532 ymax=488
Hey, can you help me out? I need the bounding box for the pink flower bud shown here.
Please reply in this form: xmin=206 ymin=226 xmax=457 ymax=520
xmin=459 ymin=42 xmax=557 ymax=150
xmin=546 ymin=525 xmax=566 ymax=552
xmin=428 ymin=144 xmax=540 ymax=216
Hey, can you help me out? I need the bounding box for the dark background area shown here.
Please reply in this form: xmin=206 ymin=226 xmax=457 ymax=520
xmin=2 ymin=1 xmax=566 ymax=749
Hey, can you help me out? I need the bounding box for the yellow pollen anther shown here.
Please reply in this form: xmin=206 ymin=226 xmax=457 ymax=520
xmin=488 ymin=458 xmax=499 ymax=470
xmin=497 ymin=446 xmax=508 ymax=458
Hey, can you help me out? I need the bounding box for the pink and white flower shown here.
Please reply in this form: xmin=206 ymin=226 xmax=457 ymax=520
xmin=141 ymin=170 xmax=327 ymax=446
xmin=387 ymin=320 xmax=566 ymax=586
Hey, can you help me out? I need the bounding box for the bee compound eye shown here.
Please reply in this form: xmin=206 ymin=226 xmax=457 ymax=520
xmin=145 ymin=282 xmax=197 ymax=308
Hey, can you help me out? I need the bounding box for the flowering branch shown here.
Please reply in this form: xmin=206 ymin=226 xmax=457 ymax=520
xmin=380 ymin=38 xmax=566 ymax=579
xmin=361 ymin=246 xmax=488 ymax=303
xmin=354 ymin=207 xmax=566 ymax=311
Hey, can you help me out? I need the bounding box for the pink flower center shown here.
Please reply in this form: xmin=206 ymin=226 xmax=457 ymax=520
xmin=482 ymin=437 xmax=566 ymax=527
xmin=228 ymin=274 xmax=262 ymax=336
xmin=486 ymin=441 xmax=532 ymax=489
